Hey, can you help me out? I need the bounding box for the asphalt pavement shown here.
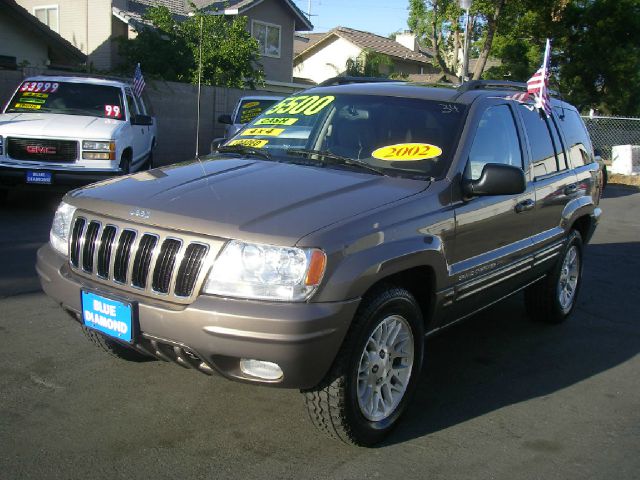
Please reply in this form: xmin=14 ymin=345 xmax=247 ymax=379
xmin=0 ymin=185 xmax=638 ymax=480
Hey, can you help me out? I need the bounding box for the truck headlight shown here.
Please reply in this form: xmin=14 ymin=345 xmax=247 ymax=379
xmin=203 ymin=240 xmax=326 ymax=301
xmin=82 ymin=140 xmax=115 ymax=160
xmin=50 ymin=201 xmax=77 ymax=256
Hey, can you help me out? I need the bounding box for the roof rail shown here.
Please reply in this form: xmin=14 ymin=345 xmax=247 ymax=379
xmin=317 ymin=76 xmax=402 ymax=87
xmin=457 ymin=79 xmax=559 ymax=97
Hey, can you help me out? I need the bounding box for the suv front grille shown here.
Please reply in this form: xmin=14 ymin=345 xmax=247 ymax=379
xmin=7 ymin=137 xmax=78 ymax=162
xmin=69 ymin=215 xmax=214 ymax=302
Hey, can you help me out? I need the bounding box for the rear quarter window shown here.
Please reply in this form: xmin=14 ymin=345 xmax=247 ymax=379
xmin=554 ymin=108 xmax=593 ymax=167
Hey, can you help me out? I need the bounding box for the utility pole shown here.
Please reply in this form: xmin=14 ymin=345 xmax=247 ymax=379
xmin=188 ymin=12 xmax=204 ymax=158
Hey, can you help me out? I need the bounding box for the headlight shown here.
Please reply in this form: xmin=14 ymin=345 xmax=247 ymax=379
xmin=82 ymin=140 xmax=115 ymax=160
xmin=203 ymin=240 xmax=326 ymax=301
xmin=50 ymin=201 xmax=77 ymax=256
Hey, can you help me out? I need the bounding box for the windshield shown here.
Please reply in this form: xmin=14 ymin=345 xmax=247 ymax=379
xmin=5 ymin=81 xmax=125 ymax=119
xmin=234 ymin=98 xmax=282 ymax=124
xmin=223 ymin=92 xmax=467 ymax=179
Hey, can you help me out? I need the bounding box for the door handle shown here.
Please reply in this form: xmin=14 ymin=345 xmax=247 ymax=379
xmin=515 ymin=199 xmax=535 ymax=213
xmin=564 ymin=183 xmax=578 ymax=195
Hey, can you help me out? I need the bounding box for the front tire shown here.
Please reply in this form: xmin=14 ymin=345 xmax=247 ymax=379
xmin=525 ymin=230 xmax=583 ymax=324
xmin=303 ymin=286 xmax=424 ymax=446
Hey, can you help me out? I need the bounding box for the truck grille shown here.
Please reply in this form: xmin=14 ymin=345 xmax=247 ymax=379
xmin=70 ymin=215 xmax=213 ymax=302
xmin=7 ymin=137 xmax=78 ymax=162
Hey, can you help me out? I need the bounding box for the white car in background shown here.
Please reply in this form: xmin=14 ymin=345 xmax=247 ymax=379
xmin=0 ymin=75 xmax=156 ymax=198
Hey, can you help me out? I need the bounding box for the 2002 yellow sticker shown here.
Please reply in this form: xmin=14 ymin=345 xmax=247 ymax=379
xmin=14 ymin=102 xmax=41 ymax=110
xmin=228 ymin=139 xmax=269 ymax=148
xmin=265 ymin=95 xmax=335 ymax=116
xmin=241 ymin=128 xmax=284 ymax=137
xmin=255 ymin=117 xmax=298 ymax=126
xmin=371 ymin=143 xmax=442 ymax=161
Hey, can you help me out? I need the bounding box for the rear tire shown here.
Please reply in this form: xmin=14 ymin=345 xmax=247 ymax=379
xmin=303 ymin=286 xmax=424 ymax=446
xmin=525 ymin=230 xmax=583 ymax=324
xmin=82 ymin=326 xmax=152 ymax=362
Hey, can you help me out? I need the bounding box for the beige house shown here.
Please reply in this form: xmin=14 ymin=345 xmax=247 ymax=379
xmin=294 ymin=28 xmax=439 ymax=85
xmin=14 ymin=0 xmax=312 ymax=82
xmin=0 ymin=0 xmax=86 ymax=69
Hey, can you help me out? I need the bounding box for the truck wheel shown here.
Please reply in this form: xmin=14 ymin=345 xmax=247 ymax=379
xmin=82 ymin=326 xmax=152 ymax=362
xmin=525 ymin=230 xmax=583 ymax=324
xmin=303 ymin=286 xmax=424 ymax=446
xmin=119 ymin=151 xmax=131 ymax=175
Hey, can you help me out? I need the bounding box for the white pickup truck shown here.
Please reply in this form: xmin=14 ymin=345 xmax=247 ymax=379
xmin=0 ymin=76 xmax=156 ymax=197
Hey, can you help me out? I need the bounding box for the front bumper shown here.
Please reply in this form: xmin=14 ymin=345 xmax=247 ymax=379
xmin=0 ymin=164 xmax=123 ymax=189
xmin=36 ymin=243 xmax=358 ymax=389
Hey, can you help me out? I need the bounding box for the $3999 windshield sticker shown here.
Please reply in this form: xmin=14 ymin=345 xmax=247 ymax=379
xmin=371 ymin=143 xmax=443 ymax=161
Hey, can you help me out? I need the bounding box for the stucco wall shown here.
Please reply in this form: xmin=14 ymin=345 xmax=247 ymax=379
xmin=244 ymin=0 xmax=296 ymax=83
xmin=0 ymin=14 xmax=49 ymax=67
xmin=294 ymin=37 xmax=362 ymax=84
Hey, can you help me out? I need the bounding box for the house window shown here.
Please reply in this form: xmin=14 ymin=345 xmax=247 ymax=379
xmin=252 ymin=21 xmax=281 ymax=58
xmin=34 ymin=5 xmax=59 ymax=33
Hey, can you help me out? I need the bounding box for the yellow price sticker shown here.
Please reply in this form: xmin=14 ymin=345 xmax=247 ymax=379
xmin=371 ymin=143 xmax=442 ymax=161
xmin=241 ymin=128 xmax=285 ymax=137
xmin=14 ymin=102 xmax=41 ymax=110
xmin=228 ymin=139 xmax=269 ymax=148
xmin=22 ymin=92 xmax=49 ymax=99
xmin=255 ymin=117 xmax=298 ymax=126
xmin=265 ymin=95 xmax=335 ymax=116
xmin=242 ymin=101 xmax=260 ymax=109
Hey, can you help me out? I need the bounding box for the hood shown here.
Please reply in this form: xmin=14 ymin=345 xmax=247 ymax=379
xmin=0 ymin=113 xmax=122 ymax=139
xmin=67 ymin=157 xmax=429 ymax=245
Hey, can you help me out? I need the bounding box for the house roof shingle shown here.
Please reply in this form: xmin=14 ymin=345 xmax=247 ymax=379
xmin=295 ymin=27 xmax=434 ymax=65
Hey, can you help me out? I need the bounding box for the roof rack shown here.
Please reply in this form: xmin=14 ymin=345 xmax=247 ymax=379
xmin=317 ymin=76 xmax=402 ymax=87
xmin=457 ymin=80 xmax=559 ymax=97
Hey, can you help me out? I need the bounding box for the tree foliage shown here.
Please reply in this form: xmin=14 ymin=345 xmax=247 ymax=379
xmin=118 ymin=6 xmax=264 ymax=88
xmin=406 ymin=0 xmax=640 ymax=115
xmin=345 ymin=50 xmax=394 ymax=77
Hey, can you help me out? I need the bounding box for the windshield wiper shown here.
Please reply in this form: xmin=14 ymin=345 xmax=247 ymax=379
xmin=215 ymin=145 xmax=273 ymax=161
xmin=286 ymin=148 xmax=387 ymax=176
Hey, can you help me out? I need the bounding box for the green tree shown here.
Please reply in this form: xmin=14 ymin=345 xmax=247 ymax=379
xmin=345 ymin=50 xmax=394 ymax=77
xmin=119 ymin=6 xmax=264 ymax=88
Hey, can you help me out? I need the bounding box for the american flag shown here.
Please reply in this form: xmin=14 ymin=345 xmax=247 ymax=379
xmin=508 ymin=39 xmax=552 ymax=116
xmin=132 ymin=63 xmax=145 ymax=97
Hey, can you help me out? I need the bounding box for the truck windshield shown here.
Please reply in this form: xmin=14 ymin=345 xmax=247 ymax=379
xmin=5 ymin=81 xmax=125 ymax=119
xmin=224 ymin=93 xmax=467 ymax=179
xmin=234 ymin=98 xmax=282 ymax=124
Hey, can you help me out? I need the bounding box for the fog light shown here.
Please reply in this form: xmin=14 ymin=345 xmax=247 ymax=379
xmin=240 ymin=359 xmax=283 ymax=380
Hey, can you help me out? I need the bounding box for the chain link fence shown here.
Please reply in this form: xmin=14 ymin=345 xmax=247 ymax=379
xmin=582 ymin=115 xmax=640 ymax=162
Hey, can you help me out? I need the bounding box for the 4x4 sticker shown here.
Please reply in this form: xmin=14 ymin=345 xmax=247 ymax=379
xmin=241 ymin=128 xmax=284 ymax=137
xmin=372 ymin=143 xmax=443 ymax=161
xmin=228 ymin=139 xmax=269 ymax=148
xmin=265 ymin=95 xmax=335 ymax=116
xmin=255 ymin=117 xmax=298 ymax=126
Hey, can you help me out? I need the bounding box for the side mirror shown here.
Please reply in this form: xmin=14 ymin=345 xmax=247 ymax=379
xmin=462 ymin=163 xmax=526 ymax=197
xmin=210 ymin=138 xmax=225 ymax=153
xmin=131 ymin=114 xmax=153 ymax=126
xmin=218 ymin=114 xmax=233 ymax=125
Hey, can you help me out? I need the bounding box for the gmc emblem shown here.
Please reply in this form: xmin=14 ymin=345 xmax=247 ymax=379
xmin=26 ymin=145 xmax=57 ymax=154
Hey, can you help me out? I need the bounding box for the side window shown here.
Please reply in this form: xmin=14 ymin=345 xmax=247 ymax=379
xmin=549 ymin=116 xmax=568 ymax=171
xmin=518 ymin=105 xmax=558 ymax=177
xmin=554 ymin=108 xmax=593 ymax=167
xmin=467 ymin=105 xmax=522 ymax=180
xmin=125 ymin=91 xmax=140 ymax=118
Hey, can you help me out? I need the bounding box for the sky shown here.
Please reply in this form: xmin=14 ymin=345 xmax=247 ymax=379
xmin=291 ymin=0 xmax=411 ymax=37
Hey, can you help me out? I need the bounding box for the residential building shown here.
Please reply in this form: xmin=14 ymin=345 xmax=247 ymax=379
xmin=0 ymin=0 xmax=86 ymax=69
xmin=14 ymin=0 xmax=312 ymax=82
xmin=294 ymin=28 xmax=439 ymax=84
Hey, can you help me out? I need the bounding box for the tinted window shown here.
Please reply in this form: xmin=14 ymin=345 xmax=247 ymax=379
xmin=467 ymin=105 xmax=522 ymax=180
xmin=549 ymin=115 xmax=568 ymax=170
xmin=554 ymin=108 xmax=593 ymax=167
xmin=518 ymin=105 xmax=558 ymax=176
xmin=6 ymin=81 xmax=124 ymax=119
xmin=126 ymin=93 xmax=139 ymax=117
xmin=234 ymin=99 xmax=282 ymax=124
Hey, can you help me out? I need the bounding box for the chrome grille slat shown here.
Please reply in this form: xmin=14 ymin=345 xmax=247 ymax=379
xmin=96 ymin=226 xmax=117 ymax=278
xmin=131 ymin=234 xmax=158 ymax=288
xmin=81 ymin=221 xmax=101 ymax=272
xmin=68 ymin=212 xmax=217 ymax=304
xmin=152 ymin=238 xmax=182 ymax=294
xmin=175 ymin=244 xmax=208 ymax=297
xmin=113 ymin=230 xmax=136 ymax=284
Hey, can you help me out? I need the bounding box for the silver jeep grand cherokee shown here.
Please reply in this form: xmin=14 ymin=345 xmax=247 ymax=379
xmin=36 ymin=80 xmax=602 ymax=446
